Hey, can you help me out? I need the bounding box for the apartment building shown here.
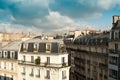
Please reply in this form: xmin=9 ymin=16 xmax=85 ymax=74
xmin=108 ymin=15 xmax=120 ymax=80
xmin=18 ymin=38 xmax=70 ymax=80
xmin=65 ymin=31 xmax=109 ymax=80
xmin=0 ymin=40 xmax=21 ymax=80
xmin=64 ymin=15 xmax=120 ymax=80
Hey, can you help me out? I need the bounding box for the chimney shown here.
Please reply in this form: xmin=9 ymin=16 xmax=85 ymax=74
xmin=113 ymin=15 xmax=120 ymax=26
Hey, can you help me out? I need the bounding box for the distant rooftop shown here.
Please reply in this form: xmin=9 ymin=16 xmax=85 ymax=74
xmin=2 ymin=40 xmax=22 ymax=51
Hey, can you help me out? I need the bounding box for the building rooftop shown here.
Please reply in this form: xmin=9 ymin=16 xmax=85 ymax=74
xmin=23 ymin=38 xmax=63 ymax=44
xmin=2 ymin=39 xmax=21 ymax=51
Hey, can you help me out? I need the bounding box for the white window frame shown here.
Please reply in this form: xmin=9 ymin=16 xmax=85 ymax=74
xmin=4 ymin=51 xmax=7 ymax=58
xmin=10 ymin=51 xmax=15 ymax=59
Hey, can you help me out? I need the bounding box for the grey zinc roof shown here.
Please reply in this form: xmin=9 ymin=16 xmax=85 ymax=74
xmin=2 ymin=40 xmax=22 ymax=51
xmin=92 ymin=33 xmax=109 ymax=39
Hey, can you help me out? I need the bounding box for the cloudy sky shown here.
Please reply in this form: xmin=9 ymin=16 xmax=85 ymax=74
xmin=0 ymin=0 xmax=120 ymax=34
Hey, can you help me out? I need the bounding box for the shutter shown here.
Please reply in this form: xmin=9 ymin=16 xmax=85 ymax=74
xmin=38 ymin=43 xmax=46 ymax=52
xmin=20 ymin=43 xmax=23 ymax=52
xmin=27 ymin=43 xmax=34 ymax=52
xmin=51 ymin=43 xmax=58 ymax=53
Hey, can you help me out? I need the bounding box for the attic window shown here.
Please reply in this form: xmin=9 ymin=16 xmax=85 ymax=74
xmin=23 ymin=44 xmax=27 ymax=51
xmin=46 ymin=43 xmax=51 ymax=51
xmin=4 ymin=51 xmax=7 ymax=58
xmin=11 ymin=51 xmax=15 ymax=59
xmin=34 ymin=44 xmax=38 ymax=51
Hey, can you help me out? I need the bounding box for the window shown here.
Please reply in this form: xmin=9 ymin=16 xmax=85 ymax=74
xmin=29 ymin=68 xmax=34 ymax=76
xmin=23 ymin=44 xmax=27 ymax=51
xmin=4 ymin=62 xmax=6 ymax=69
xmin=23 ymin=78 xmax=25 ymax=80
xmin=11 ymin=63 xmax=13 ymax=70
xmin=31 ymin=56 xmax=34 ymax=63
xmin=115 ymin=43 xmax=118 ymax=51
xmin=34 ymin=44 xmax=38 ymax=51
xmin=115 ymin=32 xmax=118 ymax=40
xmin=36 ymin=69 xmax=40 ymax=77
xmin=23 ymin=55 xmax=26 ymax=61
xmin=46 ymin=44 xmax=51 ymax=51
xmin=62 ymin=57 xmax=65 ymax=63
xmin=11 ymin=52 xmax=15 ymax=59
xmin=47 ymin=57 xmax=50 ymax=64
xmin=4 ymin=51 xmax=7 ymax=58
xmin=101 ymin=48 xmax=103 ymax=53
xmin=46 ymin=70 xmax=50 ymax=79
xmin=11 ymin=75 xmax=13 ymax=80
xmin=62 ymin=71 xmax=66 ymax=79
xmin=109 ymin=69 xmax=117 ymax=79
xmin=22 ymin=67 xmax=25 ymax=75
xmin=4 ymin=74 xmax=6 ymax=80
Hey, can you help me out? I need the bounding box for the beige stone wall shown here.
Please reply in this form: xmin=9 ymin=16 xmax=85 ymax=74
xmin=0 ymin=60 xmax=18 ymax=80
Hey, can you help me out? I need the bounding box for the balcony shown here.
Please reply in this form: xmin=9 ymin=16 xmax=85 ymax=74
xmin=45 ymin=76 xmax=50 ymax=79
xmin=109 ymin=49 xmax=119 ymax=54
xmin=18 ymin=60 xmax=68 ymax=68
xmin=36 ymin=75 xmax=40 ymax=78
xmin=62 ymin=76 xmax=67 ymax=79
xmin=29 ymin=73 xmax=34 ymax=77
xmin=21 ymin=72 xmax=25 ymax=75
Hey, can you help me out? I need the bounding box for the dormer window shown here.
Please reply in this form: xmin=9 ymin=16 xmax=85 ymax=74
xmin=11 ymin=51 xmax=15 ymax=59
xmin=34 ymin=43 xmax=38 ymax=52
xmin=4 ymin=51 xmax=7 ymax=58
xmin=23 ymin=44 xmax=27 ymax=52
xmin=46 ymin=43 xmax=51 ymax=52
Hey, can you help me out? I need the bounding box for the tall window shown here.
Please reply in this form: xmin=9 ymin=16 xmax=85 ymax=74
xmin=46 ymin=44 xmax=51 ymax=51
xmin=23 ymin=44 xmax=27 ymax=51
xmin=115 ymin=43 xmax=118 ymax=51
xmin=46 ymin=70 xmax=50 ymax=79
xmin=115 ymin=32 xmax=118 ymax=40
xmin=4 ymin=51 xmax=7 ymax=58
xmin=62 ymin=71 xmax=66 ymax=79
xmin=11 ymin=52 xmax=15 ymax=59
xmin=11 ymin=75 xmax=13 ymax=80
xmin=23 ymin=55 xmax=26 ymax=61
xmin=34 ymin=44 xmax=38 ymax=51
xmin=62 ymin=57 xmax=65 ymax=63
xmin=30 ymin=68 xmax=34 ymax=76
xmin=11 ymin=63 xmax=13 ymax=70
xmin=47 ymin=57 xmax=50 ymax=64
xmin=36 ymin=69 xmax=40 ymax=77
xmin=31 ymin=56 xmax=34 ymax=63
xmin=4 ymin=62 xmax=6 ymax=69
xmin=22 ymin=67 xmax=25 ymax=75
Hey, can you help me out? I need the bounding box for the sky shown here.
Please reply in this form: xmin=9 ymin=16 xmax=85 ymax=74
xmin=0 ymin=0 xmax=120 ymax=34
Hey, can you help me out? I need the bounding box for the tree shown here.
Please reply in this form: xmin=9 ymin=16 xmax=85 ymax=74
xmin=35 ymin=57 xmax=40 ymax=65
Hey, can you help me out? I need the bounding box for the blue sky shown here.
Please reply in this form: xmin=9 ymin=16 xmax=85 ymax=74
xmin=0 ymin=0 xmax=120 ymax=33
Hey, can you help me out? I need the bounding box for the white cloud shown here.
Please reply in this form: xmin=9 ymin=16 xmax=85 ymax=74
xmin=0 ymin=23 xmax=42 ymax=34
xmin=0 ymin=11 xmax=95 ymax=34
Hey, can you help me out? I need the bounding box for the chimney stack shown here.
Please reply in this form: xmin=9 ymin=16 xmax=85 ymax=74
xmin=113 ymin=15 xmax=120 ymax=26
